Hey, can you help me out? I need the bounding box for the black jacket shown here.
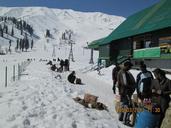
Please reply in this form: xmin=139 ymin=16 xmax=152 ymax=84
xmin=136 ymin=70 xmax=153 ymax=99
xmin=68 ymin=73 xmax=76 ymax=84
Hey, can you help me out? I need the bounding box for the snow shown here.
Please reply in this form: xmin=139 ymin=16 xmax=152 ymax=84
xmin=0 ymin=57 xmax=171 ymax=128
xmin=0 ymin=60 xmax=119 ymax=128
xmin=0 ymin=7 xmax=125 ymax=46
xmin=0 ymin=6 xmax=170 ymax=128
xmin=0 ymin=6 xmax=125 ymax=126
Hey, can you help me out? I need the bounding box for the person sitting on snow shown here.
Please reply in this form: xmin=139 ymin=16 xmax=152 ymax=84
xmin=68 ymin=71 xmax=76 ymax=84
xmin=51 ymin=64 xmax=57 ymax=71
xmin=46 ymin=60 xmax=52 ymax=65
xmin=68 ymin=71 xmax=83 ymax=84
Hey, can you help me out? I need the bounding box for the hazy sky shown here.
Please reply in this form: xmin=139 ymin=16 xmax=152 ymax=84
xmin=0 ymin=0 xmax=160 ymax=17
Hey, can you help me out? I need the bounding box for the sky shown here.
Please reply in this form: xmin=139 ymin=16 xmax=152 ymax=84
xmin=0 ymin=0 xmax=160 ymax=17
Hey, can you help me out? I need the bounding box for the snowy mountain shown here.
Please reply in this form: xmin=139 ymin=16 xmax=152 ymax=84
xmin=1 ymin=7 xmax=171 ymax=128
xmin=0 ymin=7 xmax=125 ymax=46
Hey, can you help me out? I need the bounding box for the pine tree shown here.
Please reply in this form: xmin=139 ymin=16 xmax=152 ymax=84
xmin=3 ymin=25 xmax=8 ymax=34
xmin=1 ymin=29 xmax=3 ymax=37
xmin=4 ymin=17 xmax=7 ymax=22
xmin=46 ymin=29 xmax=50 ymax=37
xmin=69 ymin=33 xmax=71 ymax=40
xmin=5 ymin=25 xmax=8 ymax=34
xmin=16 ymin=39 xmax=19 ymax=50
xmin=31 ymin=39 xmax=34 ymax=49
xmin=19 ymin=39 xmax=22 ymax=50
xmin=25 ymin=38 xmax=29 ymax=51
xmin=22 ymin=39 xmax=25 ymax=52
xmin=9 ymin=40 xmax=11 ymax=53
xmin=16 ymin=22 xmax=19 ymax=29
xmin=63 ymin=33 xmax=66 ymax=40
xmin=29 ymin=27 xmax=33 ymax=35
xmin=23 ymin=21 xmax=26 ymax=29
xmin=19 ymin=20 xmax=22 ymax=30
xmin=11 ymin=27 xmax=14 ymax=36
xmin=0 ymin=25 xmax=3 ymax=37
xmin=21 ymin=28 xmax=23 ymax=35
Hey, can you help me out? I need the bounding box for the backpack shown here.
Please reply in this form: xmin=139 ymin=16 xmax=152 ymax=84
xmin=137 ymin=71 xmax=153 ymax=98
xmin=76 ymin=78 xmax=82 ymax=84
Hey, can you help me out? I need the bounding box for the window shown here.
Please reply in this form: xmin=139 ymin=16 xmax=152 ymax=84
xmin=159 ymin=36 xmax=171 ymax=54
xmin=145 ymin=41 xmax=151 ymax=48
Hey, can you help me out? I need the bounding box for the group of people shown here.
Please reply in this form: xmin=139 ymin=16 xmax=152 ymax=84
xmin=47 ymin=58 xmax=83 ymax=85
xmin=112 ymin=61 xmax=171 ymax=127
xmin=47 ymin=58 xmax=70 ymax=72
xmin=59 ymin=58 xmax=69 ymax=72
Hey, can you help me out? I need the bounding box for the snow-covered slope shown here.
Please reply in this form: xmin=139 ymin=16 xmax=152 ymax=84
xmin=1 ymin=6 xmax=171 ymax=128
xmin=0 ymin=7 xmax=125 ymax=46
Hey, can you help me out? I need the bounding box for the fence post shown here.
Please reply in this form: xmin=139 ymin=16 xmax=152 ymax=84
xmin=21 ymin=62 xmax=23 ymax=73
xmin=18 ymin=64 xmax=20 ymax=80
xmin=5 ymin=66 xmax=7 ymax=87
xmin=13 ymin=65 xmax=15 ymax=81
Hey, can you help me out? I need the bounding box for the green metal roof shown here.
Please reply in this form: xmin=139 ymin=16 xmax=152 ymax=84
xmin=88 ymin=37 xmax=105 ymax=49
xmin=100 ymin=0 xmax=171 ymax=46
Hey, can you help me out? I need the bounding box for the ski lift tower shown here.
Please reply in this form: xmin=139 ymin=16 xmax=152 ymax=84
xmin=68 ymin=39 xmax=75 ymax=62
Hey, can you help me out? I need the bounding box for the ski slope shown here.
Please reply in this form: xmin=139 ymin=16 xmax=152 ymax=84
xmin=1 ymin=6 xmax=170 ymax=128
xmin=0 ymin=60 xmax=121 ymax=128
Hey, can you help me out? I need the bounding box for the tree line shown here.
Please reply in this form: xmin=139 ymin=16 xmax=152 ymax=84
xmin=0 ymin=16 xmax=34 ymax=36
xmin=0 ymin=16 xmax=34 ymax=54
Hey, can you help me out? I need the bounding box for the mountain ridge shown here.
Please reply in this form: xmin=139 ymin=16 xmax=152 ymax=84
xmin=0 ymin=7 xmax=125 ymax=46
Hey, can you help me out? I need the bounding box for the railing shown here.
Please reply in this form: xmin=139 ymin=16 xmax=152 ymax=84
xmin=133 ymin=47 xmax=171 ymax=59
xmin=79 ymin=62 xmax=98 ymax=73
xmin=0 ymin=60 xmax=31 ymax=88
xmin=133 ymin=47 xmax=160 ymax=59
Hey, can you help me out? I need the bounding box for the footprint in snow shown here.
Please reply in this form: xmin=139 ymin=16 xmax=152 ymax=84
xmin=72 ymin=121 xmax=77 ymax=128
xmin=22 ymin=106 xmax=28 ymax=111
xmin=23 ymin=119 xmax=31 ymax=127
xmin=15 ymin=92 xmax=19 ymax=96
xmin=7 ymin=115 xmax=16 ymax=122
xmin=52 ymin=114 xmax=57 ymax=119
xmin=8 ymin=99 xmax=13 ymax=102
xmin=11 ymin=125 xmax=19 ymax=128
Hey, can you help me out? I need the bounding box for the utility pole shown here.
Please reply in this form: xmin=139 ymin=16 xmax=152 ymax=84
xmin=68 ymin=40 xmax=74 ymax=62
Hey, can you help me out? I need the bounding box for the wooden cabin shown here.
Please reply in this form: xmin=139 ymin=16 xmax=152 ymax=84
xmin=95 ymin=0 xmax=171 ymax=68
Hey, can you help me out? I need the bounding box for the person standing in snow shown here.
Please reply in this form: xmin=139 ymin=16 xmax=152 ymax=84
xmin=112 ymin=63 xmax=121 ymax=94
xmin=136 ymin=64 xmax=153 ymax=101
xmin=151 ymin=68 xmax=171 ymax=127
xmin=117 ymin=61 xmax=135 ymax=126
xmin=64 ymin=59 xmax=69 ymax=71
xmin=60 ymin=59 xmax=64 ymax=72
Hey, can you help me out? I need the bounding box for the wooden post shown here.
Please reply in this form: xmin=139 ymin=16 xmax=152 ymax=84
xmin=18 ymin=64 xmax=20 ymax=80
xmin=13 ymin=65 xmax=15 ymax=81
xmin=5 ymin=66 xmax=7 ymax=87
xmin=89 ymin=48 xmax=94 ymax=64
xmin=21 ymin=62 xmax=23 ymax=72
